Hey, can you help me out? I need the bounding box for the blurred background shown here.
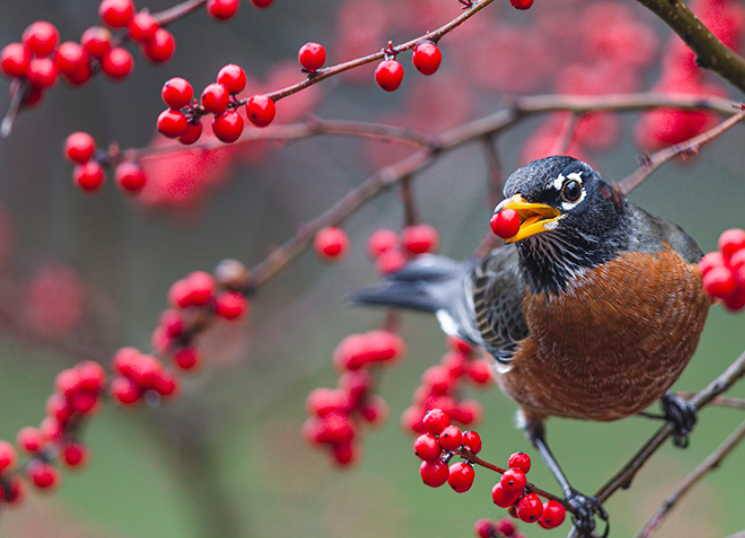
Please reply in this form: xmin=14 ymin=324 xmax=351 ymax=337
xmin=0 ymin=0 xmax=744 ymax=536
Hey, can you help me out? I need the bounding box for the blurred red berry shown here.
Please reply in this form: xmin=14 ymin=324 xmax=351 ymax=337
xmin=508 ymin=451 xmax=532 ymax=473
xmin=110 ymin=376 xmax=141 ymax=405
xmin=115 ymin=161 xmax=147 ymax=193
xmin=187 ymin=271 xmax=216 ymax=305
xmin=217 ymin=64 xmax=247 ymax=93
xmin=491 ymin=482 xmax=521 ymax=508
xmin=375 ymin=59 xmax=404 ymax=92
xmin=0 ymin=440 xmax=18 ymax=472
xmin=423 ymin=408 xmax=450 ymax=435
xmin=201 ymin=83 xmax=230 ymax=115
xmin=360 ymin=395 xmax=388 ymax=425
xmin=101 ymin=47 xmax=134 ymax=80
xmin=128 ymin=11 xmax=160 ymax=42
xmin=73 ymin=161 xmax=105 ymax=192
xmin=500 ymin=468 xmax=527 ymax=494
xmin=246 ymin=94 xmax=276 ymax=127
xmin=491 ymin=209 xmax=521 ymax=238
xmin=412 ymin=42 xmax=442 ymax=76
xmin=62 ymin=442 xmax=89 ymax=468
xmin=331 ymin=440 xmax=360 ymax=467
xmin=367 ymin=228 xmax=399 ymax=259
xmin=1 ymin=43 xmax=30 ymax=79
xmin=250 ymin=0 xmax=273 ymax=7
xmin=214 ymin=290 xmax=249 ymax=319
xmin=703 ymin=265 xmax=737 ymax=299
xmin=510 ymin=0 xmax=534 ymax=9
xmin=719 ymin=228 xmax=745 ymax=262
xmin=212 ymin=110 xmax=244 ymax=143
xmin=157 ymin=109 xmax=189 ymax=138
xmin=494 ymin=518 xmax=517 ymax=536
xmin=22 ymin=21 xmax=59 ymax=56
xmin=143 ymin=28 xmax=176 ymax=63
xmin=26 ymin=57 xmax=58 ymax=88
xmin=55 ymin=42 xmax=90 ymax=80
xmin=466 ymin=359 xmax=493 ymax=385
xmin=77 ymin=360 xmax=106 ymax=392
xmin=419 ymin=459 xmax=449 ymax=487
xmin=17 ymin=426 xmax=45 ymax=453
xmin=448 ymin=461 xmax=475 ymax=493
xmin=473 ymin=519 xmax=495 ymax=538
xmin=402 ymin=224 xmax=439 ymax=254
xmin=64 ymin=132 xmax=96 ymax=164
xmin=376 ymin=249 xmax=407 ymax=274
xmin=81 ymin=26 xmax=112 ymax=59
xmin=207 ymin=0 xmax=240 ymax=20
xmin=298 ymin=42 xmax=326 ymax=72
xmin=539 ymin=499 xmax=566 ymax=529
xmin=99 ymin=0 xmax=135 ymax=28
xmin=699 ymin=251 xmax=725 ymax=278
xmin=28 ymin=461 xmax=60 ymax=490
xmin=516 ymin=493 xmax=544 ymax=523
xmin=315 ymin=227 xmax=350 ymax=261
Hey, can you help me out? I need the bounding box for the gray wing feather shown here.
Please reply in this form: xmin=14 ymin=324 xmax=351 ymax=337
xmin=625 ymin=204 xmax=704 ymax=263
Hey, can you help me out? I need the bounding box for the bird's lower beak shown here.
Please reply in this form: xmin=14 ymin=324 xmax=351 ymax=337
xmin=495 ymin=194 xmax=561 ymax=243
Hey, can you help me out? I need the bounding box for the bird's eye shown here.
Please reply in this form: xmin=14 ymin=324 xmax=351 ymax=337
xmin=561 ymin=179 xmax=582 ymax=203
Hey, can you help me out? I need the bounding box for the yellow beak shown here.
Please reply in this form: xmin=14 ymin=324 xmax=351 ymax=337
xmin=495 ymin=194 xmax=561 ymax=244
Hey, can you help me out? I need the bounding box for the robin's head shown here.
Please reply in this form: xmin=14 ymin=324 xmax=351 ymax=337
xmin=496 ymin=156 xmax=629 ymax=294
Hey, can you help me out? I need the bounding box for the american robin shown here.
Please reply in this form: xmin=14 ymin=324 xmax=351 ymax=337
xmin=350 ymin=156 xmax=712 ymax=536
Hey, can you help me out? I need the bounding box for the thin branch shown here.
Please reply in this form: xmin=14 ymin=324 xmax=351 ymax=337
xmin=635 ymin=418 xmax=745 ymax=538
xmin=549 ymin=113 xmax=578 ymax=156
xmin=618 ymin=108 xmax=745 ymax=194
xmin=635 ymin=0 xmax=745 ymax=93
xmin=480 ymin=135 xmax=504 ymax=209
xmin=676 ymin=393 xmax=745 ymax=410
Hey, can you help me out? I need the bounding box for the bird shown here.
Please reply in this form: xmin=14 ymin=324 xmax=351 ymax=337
xmin=349 ymin=156 xmax=712 ymax=537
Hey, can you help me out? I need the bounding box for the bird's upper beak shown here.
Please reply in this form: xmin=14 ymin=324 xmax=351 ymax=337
xmin=495 ymin=194 xmax=561 ymax=244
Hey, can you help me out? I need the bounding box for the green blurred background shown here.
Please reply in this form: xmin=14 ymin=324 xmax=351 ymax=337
xmin=0 ymin=0 xmax=743 ymax=536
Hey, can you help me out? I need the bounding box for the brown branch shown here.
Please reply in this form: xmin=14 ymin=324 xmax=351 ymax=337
xmin=153 ymin=0 xmax=207 ymax=25
xmin=480 ymin=135 xmax=504 ymax=209
xmin=635 ymin=418 xmax=745 ymax=538
xmin=618 ymin=108 xmax=745 ymax=195
xmin=635 ymin=0 xmax=745 ymax=93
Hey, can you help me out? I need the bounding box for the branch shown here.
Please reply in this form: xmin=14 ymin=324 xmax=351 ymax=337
xmin=635 ymin=0 xmax=745 ymax=93
xmin=635 ymin=418 xmax=745 ymax=538
xmin=618 ymin=108 xmax=745 ymax=194
xmin=675 ymin=393 xmax=745 ymax=410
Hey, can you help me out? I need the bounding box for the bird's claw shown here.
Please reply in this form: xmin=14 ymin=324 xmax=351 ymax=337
xmin=661 ymin=391 xmax=697 ymax=448
xmin=566 ymin=490 xmax=609 ymax=538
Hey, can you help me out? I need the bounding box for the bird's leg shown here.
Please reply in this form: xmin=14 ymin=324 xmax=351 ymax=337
xmin=524 ymin=420 xmax=609 ymax=538
xmin=660 ymin=391 xmax=697 ymax=448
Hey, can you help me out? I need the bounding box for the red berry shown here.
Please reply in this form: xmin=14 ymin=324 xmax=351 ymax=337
xmin=508 ymin=452 xmax=532 ymax=473
xmin=500 ymin=468 xmax=527 ymax=494
xmin=110 ymin=376 xmax=141 ymax=405
xmin=112 ymin=346 xmax=142 ymax=377
xmin=26 ymin=57 xmax=58 ymax=88
xmin=375 ymin=59 xmax=404 ymax=92
xmin=419 ymin=459 xmax=449 ymax=487
xmin=217 ymin=64 xmax=247 ymax=93
xmin=331 ymin=440 xmax=360 ymax=467
xmin=699 ymin=252 xmax=724 ymax=278
xmin=55 ymin=368 xmax=82 ymax=397
xmin=723 ymin=287 xmax=745 ymax=312
xmin=491 ymin=482 xmax=521 ymax=508
xmin=207 ymin=0 xmax=240 ymax=20
xmin=473 ymin=519 xmax=495 ymax=538
xmin=731 ymin=249 xmax=745 ymax=273
xmin=0 ymin=440 xmax=18 ymax=472
xmin=314 ymin=227 xmax=350 ymax=261
xmin=412 ymin=42 xmax=442 ymax=76
xmin=22 ymin=21 xmax=59 ymax=56
xmin=1 ymin=43 xmax=31 ymax=78
xmin=495 ymin=517 xmax=517 ymax=536
xmin=376 ymin=249 xmax=408 ymax=274
xmin=314 ymin=412 xmax=355 ymax=444
xmin=201 ymin=83 xmax=230 ymax=115
xmin=64 ymin=132 xmax=96 ymax=164
xmin=17 ymin=426 xmax=45 ymax=453
xmin=128 ymin=11 xmax=160 ymax=43
xmin=250 ymin=0 xmax=273 ymax=7
xmin=115 ymin=161 xmax=147 ymax=193
xmin=462 ymin=430 xmax=482 ymax=454
xmin=213 ymin=110 xmax=244 ymax=143
xmin=509 ymin=0 xmax=534 ymax=9
xmin=81 ymin=26 xmax=112 ymax=59
xmin=423 ymin=365 xmax=456 ymax=393
xmin=142 ymin=28 xmax=176 ymax=63
xmin=70 ymin=391 xmax=99 ymax=414
xmin=246 ymin=94 xmax=276 ymax=127
xmin=99 ymin=0 xmax=135 ymax=28
xmin=55 ymin=41 xmax=89 ymax=75
xmin=539 ymin=500 xmax=566 ymax=529
xmin=298 ymin=42 xmax=326 ymax=72
xmin=367 ymin=228 xmax=399 ymax=259
xmin=360 ymin=395 xmax=388 ymax=425
xmin=154 ymin=369 xmax=179 ymax=397
xmin=401 ymin=405 xmax=426 ymax=434
xmin=62 ymin=442 xmax=89 ymax=468
xmin=466 ymin=359 xmax=493 ymax=385
xmin=101 ymin=47 xmax=134 ymax=80
xmin=187 ymin=271 xmax=216 ymax=305
xmin=423 ymin=408 xmax=450 ymax=435
xmin=157 ymin=109 xmax=189 ymax=138
xmin=491 ymin=209 xmax=521 ymax=239
xmin=73 ymin=161 xmax=105 ymax=192
xmin=402 ymin=224 xmax=439 ymax=254
xmin=28 ymin=461 xmax=60 ymax=490
xmin=719 ymin=228 xmax=745 ymax=262
xmin=414 ymin=433 xmax=442 ymax=461
xmin=438 ymin=425 xmax=463 ymax=451
xmin=448 ymin=461 xmax=475 ymax=493
xmin=6 ymin=476 xmax=25 ymax=505
xmin=515 ymin=493 xmax=544 ymax=523
xmin=77 ymin=360 xmax=107 ymax=392
xmin=703 ymin=265 xmax=737 ymax=298
xmin=214 ymin=291 xmax=249 ymax=319
xmin=179 ymin=121 xmax=203 ymax=145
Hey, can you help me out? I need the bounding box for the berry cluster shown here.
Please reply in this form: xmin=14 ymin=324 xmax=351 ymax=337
xmin=158 ymin=65 xmax=276 ymax=145
xmin=304 ymin=329 xmax=406 ymax=466
xmin=490 ymin=209 xmax=521 ymax=240
xmin=700 ymin=228 xmax=745 ymax=312
xmin=63 ymin=131 xmax=146 ymax=194
xmin=489 ymin=453 xmax=566 ymax=528
xmin=402 ymin=337 xmax=492 ymax=435
xmin=374 ymin=41 xmax=443 ymax=93
xmin=366 ymin=225 xmax=440 ymax=275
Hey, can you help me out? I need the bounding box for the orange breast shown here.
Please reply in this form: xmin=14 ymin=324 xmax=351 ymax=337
xmin=497 ymin=247 xmax=712 ymax=422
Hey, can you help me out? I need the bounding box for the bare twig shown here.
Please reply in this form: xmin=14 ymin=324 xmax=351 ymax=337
xmin=618 ymin=108 xmax=745 ymax=194
xmin=676 ymin=393 xmax=745 ymax=410
xmin=635 ymin=418 xmax=745 ymax=538
xmin=480 ymin=135 xmax=504 ymax=209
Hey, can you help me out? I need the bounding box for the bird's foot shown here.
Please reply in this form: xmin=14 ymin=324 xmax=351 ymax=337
xmin=565 ymin=490 xmax=609 ymax=538
xmin=661 ymin=391 xmax=697 ymax=448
